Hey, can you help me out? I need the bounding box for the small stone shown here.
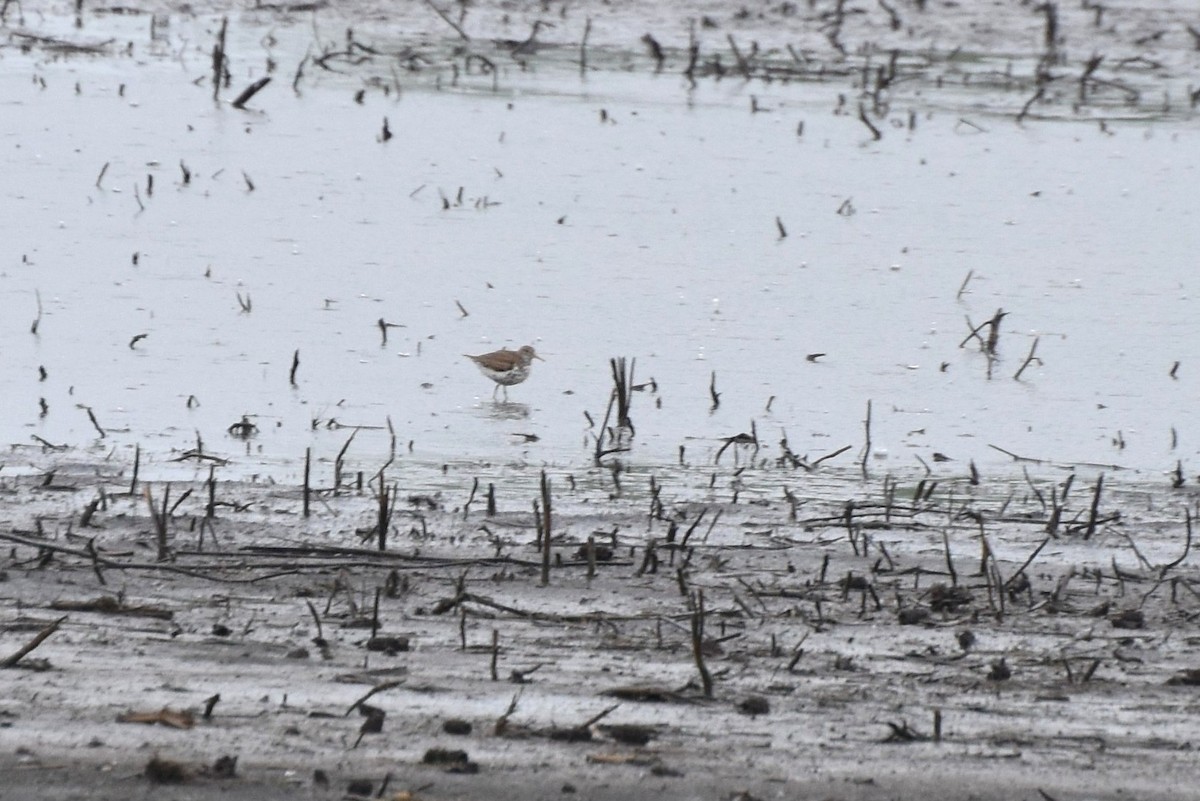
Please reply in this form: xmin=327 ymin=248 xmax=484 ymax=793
xmin=737 ymin=696 xmax=770 ymax=716
xmin=442 ymin=718 xmax=472 ymax=735
xmin=346 ymin=778 xmax=373 ymax=797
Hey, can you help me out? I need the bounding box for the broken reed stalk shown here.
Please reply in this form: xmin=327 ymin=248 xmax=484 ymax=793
xmin=494 ymin=692 xmax=521 ymax=736
xmin=726 ymin=33 xmax=751 ymax=78
xmin=586 ymin=535 xmax=596 ymax=580
xmin=464 ymin=477 xmax=478 ymax=518
xmin=345 ymin=681 xmax=401 ymax=717
xmin=333 ymin=430 xmax=357 ymax=492
xmin=84 ymin=406 xmax=106 ymax=438
xmin=305 ymin=599 xmax=325 ymax=645
xmin=303 ymin=447 xmax=312 ymax=518
xmin=85 ymin=537 xmax=106 ymax=585
xmin=690 ymin=589 xmax=714 ymax=698
xmin=377 ymin=481 xmax=395 ymax=551
xmin=370 ymin=587 xmax=381 ymax=639
xmin=129 ymin=443 xmax=140 ymax=495
xmin=857 ymin=101 xmax=882 ymax=140
xmin=1008 ymin=535 xmax=1051 ymax=591
xmin=593 ymin=390 xmax=617 ymax=464
xmin=579 ymin=16 xmax=591 ymax=75
xmin=1016 ymin=86 xmax=1046 ymax=124
xmin=861 ymin=399 xmax=873 ymax=479
xmin=490 ymin=629 xmax=500 ymax=680
xmin=942 ymin=529 xmax=958 ymax=586
xmin=539 ymin=471 xmax=552 ymax=587
xmin=959 ymin=308 xmax=1006 ymax=351
xmin=610 ymin=357 xmax=635 ymax=432
xmin=144 ymin=485 xmax=169 ymax=561
xmin=2 ymin=615 xmax=68 ymax=668
xmin=289 ymin=349 xmax=300 ymax=386
xmin=204 ymin=462 xmax=216 ymax=520
xmin=1014 ymin=336 xmax=1041 ymax=380
xmin=684 ymin=19 xmax=699 ymax=86
xmin=1041 ymin=1 xmax=1058 ymax=50
xmin=1083 ymin=473 xmax=1104 ymax=540
xmin=1079 ymin=54 xmax=1103 ymax=102
xmin=1159 ymin=509 xmax=1192 ymax=576
xmin=956 ymin=269 xmax=974 ymax=299
xmin=984 ymin=308 xmax=1006 ymax=354
xmin=786 ymin=632 xmax=808 ymax=671
xmin=211 ymin=16 xmax=228 ymax=102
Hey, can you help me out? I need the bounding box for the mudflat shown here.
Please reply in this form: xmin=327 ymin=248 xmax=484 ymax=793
xmin=2 ymin=449 xmax=1198 ymax=801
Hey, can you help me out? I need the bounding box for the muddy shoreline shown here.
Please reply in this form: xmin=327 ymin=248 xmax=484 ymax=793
xmin=2 ymin=448 xmax=1199 ymax=801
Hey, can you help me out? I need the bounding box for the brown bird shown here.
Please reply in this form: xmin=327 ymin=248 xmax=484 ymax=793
xmin=464 ymin=345 xmax=543 ymax=400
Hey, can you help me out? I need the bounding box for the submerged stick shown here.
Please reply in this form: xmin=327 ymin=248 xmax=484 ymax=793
xmin=956 ymin=269 xmax=974 ymax=299
xmin=345 ymin=680 xmax=402 ymax=716
xmin=231 ymin=76 xmax=270 ymax=109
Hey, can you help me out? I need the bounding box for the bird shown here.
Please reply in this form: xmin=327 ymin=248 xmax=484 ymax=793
xmin=464 ymin=345 xmax=543 ymax=400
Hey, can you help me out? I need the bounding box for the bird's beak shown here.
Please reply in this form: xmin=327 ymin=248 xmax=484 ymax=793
xmin=534 ymin=354 xmax=545 ymax=361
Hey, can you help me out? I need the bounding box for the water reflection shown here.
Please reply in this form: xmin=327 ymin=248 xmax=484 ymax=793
xmin=483 ymin=401 xmax=531 ymax=421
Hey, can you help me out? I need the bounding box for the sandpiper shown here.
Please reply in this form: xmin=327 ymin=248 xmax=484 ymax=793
xmin=465 ymin=345 xmax=543 ymax=400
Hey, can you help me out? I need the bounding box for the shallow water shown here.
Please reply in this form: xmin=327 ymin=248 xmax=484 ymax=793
xmin=2 ymin=2 xmax=1199 ymax=482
